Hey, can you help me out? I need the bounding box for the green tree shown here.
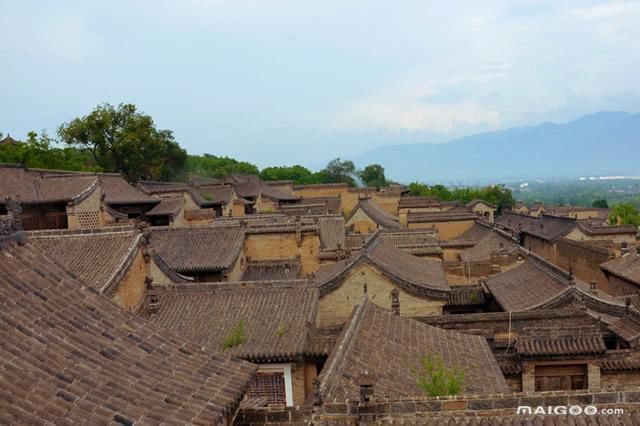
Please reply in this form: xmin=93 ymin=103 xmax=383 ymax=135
xmin=186 ymin=154 xmax=259 ymax=179
xmin=318 ymin=158 xmax=357 ymax=186
xmin=358 ymin=164 xmax=388 ymax=188
xmin=260 ymin=165 xmax=314 ymax=182
xmin=592 ymin=199 xmax=609 ymax=208
xmin=413 ymin=353 xmax=465 ymax=397
xmin=58 ymin=103 xmax=187 ymax=183
xmin=609 ymin=203 xmax=640 ymax=227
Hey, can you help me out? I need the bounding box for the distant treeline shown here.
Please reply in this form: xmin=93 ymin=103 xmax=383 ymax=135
xmin=4 ymin=102 xmax=638 ymax=226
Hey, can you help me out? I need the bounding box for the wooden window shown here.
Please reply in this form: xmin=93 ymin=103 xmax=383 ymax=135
xmin=534 ymin=364 xmax=587 ymax=391
xmin=247 ymin=372 xmax=286 ymax=404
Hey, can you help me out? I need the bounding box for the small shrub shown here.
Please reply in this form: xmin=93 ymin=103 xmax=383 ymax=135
xmin=413 ymin=353 xmax=465 ymax=396
xmin=277 ymin=323 xmax=286 ymax=337
xmin=223 ymin=319 xmax=246 ymax=350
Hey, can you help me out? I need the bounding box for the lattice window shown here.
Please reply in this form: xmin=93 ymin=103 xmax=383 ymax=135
xmin=246 ymin=372 xmax=286 ymax=404
xmin=77 ymin=211 xmax=101 ymax=228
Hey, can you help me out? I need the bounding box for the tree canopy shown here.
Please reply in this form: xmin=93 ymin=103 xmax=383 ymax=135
xmin=609 ymin=203 xmax=640 ymax=227
xmin=592 ymin=199 xmax=609 ymax=208
xmin=408 ymin=182 xmax=514 ymax=212
xmin=358 ymin=163 xmax=388 ymax=188
xmin=58 ymin=103 xmax=187 ymax=183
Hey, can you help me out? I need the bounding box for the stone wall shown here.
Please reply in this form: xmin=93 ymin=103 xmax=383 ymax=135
xmin=317 ymin=263 xmax=444 ymax=328
xmin=601 ymin=370 xmax=640 ymax=388
xmin=184 ymin=208 xmax=214 ymax=224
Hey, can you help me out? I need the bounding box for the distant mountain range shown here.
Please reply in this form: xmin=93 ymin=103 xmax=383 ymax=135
xmin=350 ymin=111 xmax=640 ymax=184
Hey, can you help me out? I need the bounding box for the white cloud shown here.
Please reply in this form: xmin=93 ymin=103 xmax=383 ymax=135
xmin=567 ymin=1 xmax=640 ymax=39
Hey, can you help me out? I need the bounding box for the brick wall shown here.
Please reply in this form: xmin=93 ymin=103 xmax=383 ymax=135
xmin=601 ymin=371 xmax=640 ymax=389
xmin=67 ymin=185 xmax=103 ymax=229
xmin=317 ymin=263 xmax=444 ymax=327
xmin=554 ymin=238 xmax=612 ymax=291
xmin=371 ymin=193 xmax=400 ymax=215
xmin=112 ymin=248 xmax=147 ymax=311
xmin=345 ymin=208 xmax=379 ymax=234
xmin=235 ymin=389 xmax=640 ymax=425
xmin=244 ymin=233 xmax=320 ymax=277
xmin=522 ymin=234 xmax=556 ymax=260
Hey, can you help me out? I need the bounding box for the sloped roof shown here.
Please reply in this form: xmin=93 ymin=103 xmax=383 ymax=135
xmin=516 ymin=327 xmax=606 ymax=356
xmin=318 ymin=299 xmax=508 ymax=400
xmin=145 ymin=197 xmax=183 ymax=217
xmin=466 ymin=199 xmax=497 ymax=209
xmin=496 ymin=212 xmax=576 ymax=241
xmin=99 ymin=174 xmax=159 ymax=205
xmin=28 ymin=227 xmax=142 ymax=294
xmin=0 ymin=134 xmax=20 ymax=145
xmin=259 ymin=183 xmax=299 ymax=201
xmin=151 ymin=227 xmax=244 ymax=273
xmin=407 ymin=210 xmax=478 ymax=224
xmin=312 ymin=234 xmax=449 ymax=299
xmin=241 ymin=259 xmax=301 ymax=281
xmin=138 ymin=180 xmax=190 ymax=194
xmin=601 ymin=252 xmax=640 ymax=286
xmin=193 ymin=184 xmax=235 ymax=206
xmin=454 ymin=222 xmax=492 ymax=241
xmin=485 ymin=257 xmax=573 ymax=311
xmin=398 ymin=196 xmax=440 ymax=209
xmin=0 ymin=165 xmax=98 ymax=205
xmin=0 ymin=239 xmax=256 ymax=425
xmin=318 ymin=216 xmax=345 ymax=250
xmin=150 ymin=281 xmax=318 ymax=361
xmin=349 ymin=198 xmax=401 ymax=229
xmin=577 ymin=221 xmax=637 ymax=236
xmin=446 ymin=285 xmax=486 ymax=306
xmin=460 ymin=231 xmax=518 ymax=263
xmin=609 ymin=313 xmax=640 ymax=343
xmin=378 ymin=229 xmax=442 ymax=256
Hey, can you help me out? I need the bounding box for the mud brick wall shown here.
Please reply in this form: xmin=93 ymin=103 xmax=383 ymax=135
xmin=554 ymin=238 xmax=612 ymax=291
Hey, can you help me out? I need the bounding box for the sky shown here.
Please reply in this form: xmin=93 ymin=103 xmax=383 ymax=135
xmin=1 ymin=0 xmax=639 ymax=169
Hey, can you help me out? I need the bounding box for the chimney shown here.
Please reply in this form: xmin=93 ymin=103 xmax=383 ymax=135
xmin=590 ymin=280 xmax=598 ymax=294
xmin=356 ymin=371 xmax=376 ymax=404
xmin=621 ymin=242 xmax=629 ymax=255
xmin=390 ymin=288 xmax=400 ymax=316
xmin=146 ymin=277 xmax=159 ymax=315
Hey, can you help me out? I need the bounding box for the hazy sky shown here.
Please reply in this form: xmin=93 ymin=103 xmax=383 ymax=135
xmin=1 ymin=0 xmax=639 ymax=168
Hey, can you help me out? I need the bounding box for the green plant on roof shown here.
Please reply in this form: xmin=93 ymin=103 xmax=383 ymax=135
xmin=222 ymin=319 xmax=246 ymax=350
xmin=277 ymin=322 xmax=286 ymax=337
xmin=202 ymin=193 xmax=213 ymax=201
xmin=413 ymin=352 xmax=465 ymax=397
xmin=469 ymin=291 xmax=479 ymax=304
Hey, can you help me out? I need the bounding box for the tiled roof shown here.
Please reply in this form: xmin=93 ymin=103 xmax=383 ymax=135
xmin=145 ymin=197 xmax=183 ymax=217
xmin=466 ymin=199 xmax=497 ymax=209
xmin=99 ymin=174 xmax=159 ymax=205
xmin=398 ymin=196 xmax=440 ymax=209
xmin=193 ymin=184 xmax=235 ymax=205
xmin=318 ymin=298 xmax=508 ymax=400
xmin=28 ymin=227 xmax=142 ymax=294
xmin=150 ymin=226 xmax=244 ymax=273
xmin=407 ymin=211 xmax=478 ymax=223
xmin=350 ymin=198 xmax=401 ymax=229
xmin=378 ymin=229 xmax=442 ymax=256
xmin=312 ymin=234 xmax=450 ymax=299
xmin=516 ymin=327 xmax=606 ymax=356
xmin=485 ymin=257 xmax=572 ymax=311
xmin=138 ymin=180 xmax=190 ymax=194
xmin=454 ymin=222 xmax=492 ymax=241
xmin=259 ymin=183 xmax=299 ymax=201
xmin=460 ymin=231 xmax=518 ymax=263
xmin=578 ymin=221 xmax=637 ymax=236
xmin=496 ymin=213 xmax=576 ymax=241
xmin=241 ymin=259 xmax=301 ymax=281
xmin=0 ymin=164 xmax=98 ymax=205
xmin=0 ymin=239 xmax=256 ymax=425
xmin=0 ymin=134 xmax=20 ymax=144
xmin=608 ymin=313 xmax=640 ymax=343
xmin=446 ymin=285 xmax=486 ymax=306
xmin=318 ymin=216 xmax=345 ymax=250
xmin=601 ymin=253 xmax=640 ymax=286
xmin=150 ymin=281 xmax=318 ymax=361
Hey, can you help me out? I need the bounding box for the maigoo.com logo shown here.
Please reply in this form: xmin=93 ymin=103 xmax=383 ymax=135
xmin=516 ymin=406 xmax=624 ymax=416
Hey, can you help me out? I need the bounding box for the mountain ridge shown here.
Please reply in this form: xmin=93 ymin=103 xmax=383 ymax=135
xmin=349 ymin=111 xmax=640 ymax=184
